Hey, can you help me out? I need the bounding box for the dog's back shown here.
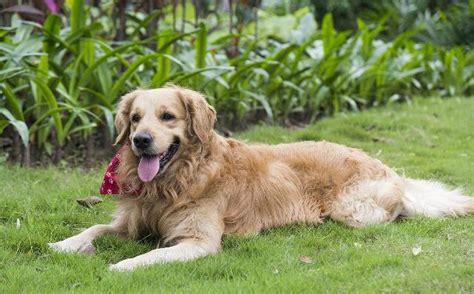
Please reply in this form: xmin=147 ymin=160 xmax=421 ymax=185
xmin=223 ymin=139 xmax=473 ymax=230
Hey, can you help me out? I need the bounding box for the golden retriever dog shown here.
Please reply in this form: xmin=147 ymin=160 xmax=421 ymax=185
xmin=49 ymin=86 xmax=474 ymax=271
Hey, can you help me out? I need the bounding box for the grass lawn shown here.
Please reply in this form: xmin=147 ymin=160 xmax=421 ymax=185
xmin=1 ymin=98 xmax=473 ymax=293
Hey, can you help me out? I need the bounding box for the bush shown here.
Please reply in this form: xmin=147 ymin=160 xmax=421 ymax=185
xmin=0 ymin=2 xmax=473 ymax=165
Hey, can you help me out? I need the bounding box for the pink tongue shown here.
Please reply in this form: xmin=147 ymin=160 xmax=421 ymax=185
xmin=138 ymin=156 xmax=160 ymax=182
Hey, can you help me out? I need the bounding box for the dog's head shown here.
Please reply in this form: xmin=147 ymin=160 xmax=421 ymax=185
xmin=114 ymin=86 xmax=216 ymax=182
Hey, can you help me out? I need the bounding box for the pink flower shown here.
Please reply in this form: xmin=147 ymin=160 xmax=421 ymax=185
xmin=44 ymin=0 xmax=59 ymax=14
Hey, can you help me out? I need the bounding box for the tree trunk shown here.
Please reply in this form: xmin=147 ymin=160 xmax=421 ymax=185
xmin=116 ymin=0 xmax=126 ymax=41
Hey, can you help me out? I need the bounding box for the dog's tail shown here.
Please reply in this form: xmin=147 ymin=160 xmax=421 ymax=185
xmin=401 ymin=178 xmax=474 ymax=218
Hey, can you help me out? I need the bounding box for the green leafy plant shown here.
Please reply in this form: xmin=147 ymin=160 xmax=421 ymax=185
xmin=1 ymin=5 xmax=473 ymax=165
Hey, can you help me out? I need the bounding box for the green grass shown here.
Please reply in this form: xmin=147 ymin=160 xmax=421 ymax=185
xmin=1 ymin=97 xmax=473 ymax=293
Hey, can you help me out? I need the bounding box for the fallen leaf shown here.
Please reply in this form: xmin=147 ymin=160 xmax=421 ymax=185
xmin=353 ymin=242 xmax=362 ymax=248
xmin=372 ymin=136 xmax=395 ymax=145
xmin=76 ymin=196 xmax=103 ymax=208
xmin=16 ymin=218 xmax=20 ymax=229
xmin=412 ymin=245 xmax=422 ymax=256
xmin=299 ymin=256 xmax=313 ymax=264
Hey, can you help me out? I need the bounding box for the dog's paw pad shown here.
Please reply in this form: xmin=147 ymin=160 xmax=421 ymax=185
xmin=48 ymin=240 xmax=96 ymax=255
xmin=79 ymin=243 xmax=96 ymax=255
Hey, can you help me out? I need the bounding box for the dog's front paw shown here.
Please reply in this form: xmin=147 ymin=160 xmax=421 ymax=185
xmin=48 ymin=238 xmax=96 ymax=255
xmin=109 ymin=259 xmax=137 ymax=272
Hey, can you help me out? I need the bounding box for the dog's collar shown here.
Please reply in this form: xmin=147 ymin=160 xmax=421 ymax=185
xmin=100 ymin=145 xmax=142 ymax=196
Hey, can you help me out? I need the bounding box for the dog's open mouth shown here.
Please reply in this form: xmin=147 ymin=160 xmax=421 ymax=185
xmin=137 ymin=139 xmax=180 ymax=182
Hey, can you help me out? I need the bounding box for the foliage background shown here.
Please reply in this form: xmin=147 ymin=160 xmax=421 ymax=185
xmin=0 ymin=0 xmax=473 ymax=166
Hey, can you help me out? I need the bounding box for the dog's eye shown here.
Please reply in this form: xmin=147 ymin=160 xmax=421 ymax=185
xmin=131 ymin=114 xmax=140 ymax=123
xmin=161 ymin=112 xmax=175 ymax=121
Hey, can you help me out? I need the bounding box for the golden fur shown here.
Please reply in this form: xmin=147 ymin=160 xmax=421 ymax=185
xmin=112 ymin=87 xmax=401 ymax=243
xmin=49 ymin=86 xmax=474 ymax=271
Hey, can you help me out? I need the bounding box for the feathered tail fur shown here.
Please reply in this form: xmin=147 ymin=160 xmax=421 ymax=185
xmin=401 ymin=179 xmax=474 ymax=218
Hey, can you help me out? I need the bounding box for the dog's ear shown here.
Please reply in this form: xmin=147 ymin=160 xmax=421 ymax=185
xmin=114 ymin=91 xmax=138 ymax=145
xmin=178 ymin=89 xmax=216 ymax=144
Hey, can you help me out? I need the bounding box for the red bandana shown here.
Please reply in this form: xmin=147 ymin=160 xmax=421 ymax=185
xmin=99 ymin=146 xmax=142 ymax=196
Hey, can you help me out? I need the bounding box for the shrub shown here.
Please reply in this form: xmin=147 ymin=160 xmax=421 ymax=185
xmin=0 ymin=3 xmax=473 ymax=165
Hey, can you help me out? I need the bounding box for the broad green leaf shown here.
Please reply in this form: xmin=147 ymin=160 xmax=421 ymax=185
xmin=172 ymin=66 xmax=234 ymax=85
xmin=195 ymin=23 xmax=207 ymax=70
xmin=2 ymin=84 xmax=24 ymax=121
xmin=110 ymin=54 xmax=162 ymax=100
xmin=195 ymin=23 xmax=207 ymax=87
xmin=98 ymin=105 xmax=115 ymax=139
xmin=70 ymin=0 xmax=85 ymax=35
xmin=33 ymin=78 xmax=64 ymax=145
xmin=152 ymin=30 xmax=174 ymax=87
xmin=240 ymin=88 xmax=273 ymax=120
xmin=0 ymin=108 xmax=29 ymax=146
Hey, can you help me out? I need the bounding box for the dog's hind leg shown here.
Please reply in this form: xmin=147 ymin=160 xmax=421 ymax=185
xmin=49 ymin=224 xmax=120 ymax=255
xmin=329 ymin=179 xmax=404 ymax=228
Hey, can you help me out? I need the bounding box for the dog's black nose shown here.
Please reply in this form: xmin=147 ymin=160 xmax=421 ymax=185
xmin=133 ymin=133 xmax=152 ymax=150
